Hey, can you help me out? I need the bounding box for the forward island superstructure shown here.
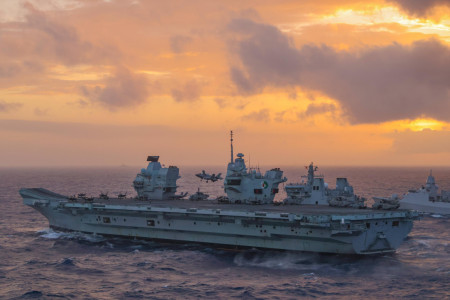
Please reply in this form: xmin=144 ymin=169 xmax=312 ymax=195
xmin=133 ymin=156 xmax=182 ymax=200
xmin=224 ymin=132 xmax=287 ymax=204
xmin=20 ymin=132 xmax=419 ymax=255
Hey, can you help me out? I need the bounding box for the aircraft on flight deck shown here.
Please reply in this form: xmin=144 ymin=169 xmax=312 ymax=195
xmin=195 ymin=170 xmax=223 ymax=182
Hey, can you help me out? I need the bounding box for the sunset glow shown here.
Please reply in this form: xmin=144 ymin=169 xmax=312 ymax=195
xmin=1 ymin=0 xmax=449 ymax=167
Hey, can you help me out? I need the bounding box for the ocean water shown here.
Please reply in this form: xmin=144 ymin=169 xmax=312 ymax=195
xmin=1 ymin=166 xmax=449 ymax=299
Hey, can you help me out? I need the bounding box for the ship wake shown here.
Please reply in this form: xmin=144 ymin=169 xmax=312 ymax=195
xmin=38 ymin=228 xmax=106 ymax=244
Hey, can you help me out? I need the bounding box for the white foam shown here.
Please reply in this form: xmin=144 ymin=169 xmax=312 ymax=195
xmin=39 ymin=228 xmax=67 ymax=239
xmin=38 ymin=228 xmax=105 ymax=243
xmin=431 ymin=214 xmax=443 ymax=218
xmin=75 ymin=232 xmax=105 ymax=243
xmin=416 ymin=240 xmax=431 ymax=248
xmin=233 ymin=251 xmax=325 ymax=271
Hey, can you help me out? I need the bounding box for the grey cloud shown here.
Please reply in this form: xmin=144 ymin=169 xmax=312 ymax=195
xmin=387 ymin=0 xmax=450 ymax=17
xmin=274 ymin=110 xmax=288 ymax=122
xmin=228 ymin=18 xmax=301 ymax=94
xmin=214 ymin=98 xmax=227 ymax=108
xmin=0 ymin=100 xmax=22 ymax=112
xmin=213 ymin=96 xmax=250 ymax=110
xmin=228 ymin=19 xmax=450 ymax=124
xmin=25 ymin=5 xmax=94 ymax=65
xmin=299 ymin=103 xmax=336 ymax=118
xmin=0 ymin=61 xmax=45 ymax=80
xmin=170 ymin=35 xmax=193 ymax=53
xmin=171 ymin=80 xmax=201 ymax=102
xmin=288 ymin=91 xmax=297 ymax=100
xmin=230 ymin=67 xmax=256 ymax=94
xmin=235 ymin=99 xmax=250 ymax=110
xmin=0 ymin=63 xmax=21 ymax=78
xmin=301 ymin=40 xmax=450 ymax=124
xmin=10 ymin=4 xmax=121 ymax=66
xmin=74 ymin=99 xmax=89 ymax=107
xmin=81 ymin=67 xmax=149 ymax=110
xmin=241 ymin=109 xmax=270 ymax=122
xmin=22 ymin=60 xmax=45 ymax=73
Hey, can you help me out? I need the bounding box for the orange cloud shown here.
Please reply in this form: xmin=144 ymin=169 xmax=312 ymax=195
xmin=81 ymin=66 xmax=151 ymax=110
xmin=387 ymin=0 xmax=450 ymax=18
xmin=0 ymin=100 xmax=22 ymax=112
xmin=228 ymin=18 xmax=450 ymax=123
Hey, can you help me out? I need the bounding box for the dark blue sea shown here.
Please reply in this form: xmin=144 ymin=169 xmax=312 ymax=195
xmin=1 ymin=166 xmax=449 ymax=299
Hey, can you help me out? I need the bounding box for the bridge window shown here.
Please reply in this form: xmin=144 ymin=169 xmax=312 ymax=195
xmin=392 ymin=221 xmax=399 ymax=227
xmin=227 ymin=179 xmax=241 ymax=186
xmin=147 ymin=220 xmax=155 ymax=226
xmin=102 ymin=217 xmax=111 ymax=224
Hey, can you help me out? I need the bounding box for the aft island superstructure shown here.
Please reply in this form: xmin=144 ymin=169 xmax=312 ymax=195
xmin=20 ymin=132 xmax=419 ymax=255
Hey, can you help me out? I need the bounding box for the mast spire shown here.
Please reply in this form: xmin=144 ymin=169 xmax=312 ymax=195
xmin=230 ymin=130 xmax=234 ymax=163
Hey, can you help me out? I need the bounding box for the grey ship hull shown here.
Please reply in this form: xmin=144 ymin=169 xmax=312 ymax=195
xmin=400 ymin=195 xmax=450 ymax=214
xmin=21 ymin=188 xmax=418 ymax=255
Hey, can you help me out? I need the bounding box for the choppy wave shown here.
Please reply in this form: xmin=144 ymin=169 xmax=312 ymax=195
xmin=39 ymin=228 xmax=106 ymax=243
xmin=431 ymin=214 xmax=444 ymax=218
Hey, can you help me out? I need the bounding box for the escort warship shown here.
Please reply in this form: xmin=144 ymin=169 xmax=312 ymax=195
xmin=399 ymin=171 xmax=450 ymax=214
xmin=20 ymin=133 xmax=419 ymax=255
xmin=284 ymin=163 xmax=365 ymax=209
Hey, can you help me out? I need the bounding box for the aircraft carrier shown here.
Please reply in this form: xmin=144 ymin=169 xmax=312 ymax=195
xmin=20 ymin=132 xmax=419 ymax=255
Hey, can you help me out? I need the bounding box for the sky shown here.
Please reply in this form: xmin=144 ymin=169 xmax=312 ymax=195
xmin=0 ymin=0 xmax=450 ymax=167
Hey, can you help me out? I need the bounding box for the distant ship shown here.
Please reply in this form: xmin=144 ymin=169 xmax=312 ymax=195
xmin=400 ymin=171 xmax=450 ymax=215
xmin=20 ymin=132 xmax=419 ymax=255
xmin=284 ymin=163 xmax=365 ymax=208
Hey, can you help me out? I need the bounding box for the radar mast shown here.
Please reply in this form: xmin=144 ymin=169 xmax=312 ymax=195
xmin=230 ymin=130 xmax=234 ymax=163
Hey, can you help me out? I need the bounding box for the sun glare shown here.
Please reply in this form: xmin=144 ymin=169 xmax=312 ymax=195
xmin=283 ymin=7 xmax=450 ymax=42
xmin=407 ymin=119 xmax=446 ymax=131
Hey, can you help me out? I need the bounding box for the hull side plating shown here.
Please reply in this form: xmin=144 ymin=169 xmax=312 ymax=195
xmin=22 ymin=188 xmax=417 ymax=255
